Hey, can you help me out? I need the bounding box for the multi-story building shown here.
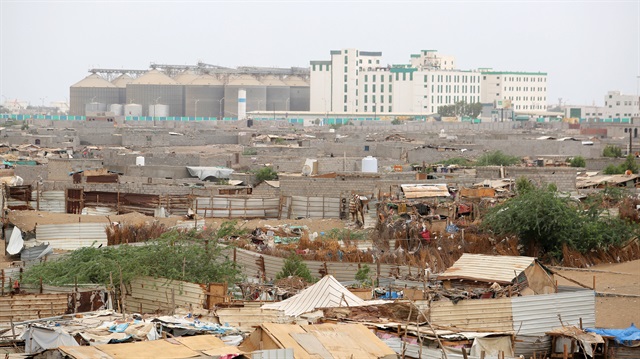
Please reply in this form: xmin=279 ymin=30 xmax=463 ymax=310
xmin=311 ymin=49 xmax=543 ymax=116
xmin=565 ymin=91 xmax=639 ymax=121
xmin=479 ymin=71 xmax=548 ymax=111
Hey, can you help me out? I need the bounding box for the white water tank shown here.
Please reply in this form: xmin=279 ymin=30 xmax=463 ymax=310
xmin=149 ymin=104 xmax=169 ymax=117
xmin=125 ymin=104 xmax=142 ymax=117
xmin=362 ymin=156 xmax=378 ymax=173
xmin=110 ymin=104 xmax=123 ymax=116
xmin=136 ymin=156 xmax=145 ymax=166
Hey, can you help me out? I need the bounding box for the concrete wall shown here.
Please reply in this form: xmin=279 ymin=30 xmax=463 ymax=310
xmin=47 ymin=158 xmax=105 ymax=181
xmin=476 ymin=166 xmax=577 ymax=192
xmin=14 ymin=165 xmax=48 ymax=186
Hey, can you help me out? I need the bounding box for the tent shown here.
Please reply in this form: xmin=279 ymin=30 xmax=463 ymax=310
xmin=262 ymin=275 xmax=365 ymax=317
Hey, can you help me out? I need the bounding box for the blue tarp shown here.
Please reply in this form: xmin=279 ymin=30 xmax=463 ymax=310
xmin=586 ymin=323 xmax=640 ymax=346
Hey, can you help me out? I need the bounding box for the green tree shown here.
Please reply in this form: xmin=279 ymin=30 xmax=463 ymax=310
xmin=355 ymin=264 xmax=372 ymax=287
xmin=621 ymin=154 xmax=639 ymax=173
xmin=482 ymin=186 xmax=638 ymax=259
xmin=276 ymin=254 xmax=315 ymax=283
xmin=515 ymin=176 xmax=535 ymax=195
xmin=569 ymin=156 xmax=586 ymax=168
xmin=391 ymin=118 xmax=402 ymax=125
xmin=603 ymin=145 xmax=622 ymax=158
xmin=475 ymin=150 xmax=520 ymax=166
xmin=22 ymin=230 xmax=243 ymax=288
xmin=254 ymin=166 xmax=278 ymax=182
xmin=603 ymin=164 xmax=624 ymax=175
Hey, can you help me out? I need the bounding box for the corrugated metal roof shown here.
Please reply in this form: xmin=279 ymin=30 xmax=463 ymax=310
xmin=401 ymin=184 xmax=450 ymax=199
xmin=511 ymin=289 xmax=595 ymax=335
xmin=112 ymin=73 xmax=133 ymax=88
xmin=262 ymin=275 xmax=365 ymax=316
xmin=36 ymin=223 xmax=107 ymax=250
xmin=437 ymin=254 xmax=536 ymax=284
xmin=71 ymin=74 xmax=116 ymax=88
xmin=430 ymin=297 xmax=514 ymax=332
xmin=130 ymin=69 xmax=179 ymax=85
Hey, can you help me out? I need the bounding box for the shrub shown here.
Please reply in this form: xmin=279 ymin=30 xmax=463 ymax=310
xmin=603 ymin=145 xmax=622 ymax=158
xmin=475 ymin=150 xmax=520 ymax=166
xmin=569 ymin=156 xmax=586 ymax=168
xmin=276 ymin=254 xmax=315 ymax=283
xmin=254 ymin=166 xmax=278 ymax=182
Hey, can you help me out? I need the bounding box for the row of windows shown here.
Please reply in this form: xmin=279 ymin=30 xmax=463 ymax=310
xmin=606 ymin=101 xmax=640 ymax=106
xmin=503 ymin=86 xmax=546 ymax=92
xmin=312 ymin=64 xmax=331 ymax=71
xmin=363 ymin=105 xmax=391 ymax=112
xmin=364 ymin=84 xmax=393 ymax=93
xmin=431 ymin=95 xmax=478 ymax=104
xmin=506 ymin=96 xmax=547 ymax=102
xmin=484 ymin=75 xmax=546 ymax=82
xmin=432 ymin=84 xmax=479 ymax=94
xmin=430 ymin=74 xmax=479 ymax=83
xmin=363 ymin=95 xmax=392 ymax=104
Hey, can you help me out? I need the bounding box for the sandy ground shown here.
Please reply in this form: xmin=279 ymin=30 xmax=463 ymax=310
xmin=554 ymin=259 xmax=640 ymax=328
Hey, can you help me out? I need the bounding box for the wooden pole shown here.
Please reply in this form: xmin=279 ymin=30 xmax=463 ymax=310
xmin=563 ymin=344 xmax=568 ymax=359
xmin=593 ymin=275 xmax=596 ymax=290
xmin=461 ymin=347 xmax=468 ymax=359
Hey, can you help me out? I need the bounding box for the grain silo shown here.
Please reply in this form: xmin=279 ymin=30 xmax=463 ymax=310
xmin=174 ymin=70 xmax=199 ymax=85
xmin=262 ymin=75 xmax=291 ymax=113
xmin=224 ymin=74 xmax=265 ymax=119
xmin=126 ymin=69 xmax=183 ymax=116
xmin=184 ymin=74 xmax=225 ymax=118
xmin=112 ymin=74 xmax=133 ymax=105
xmin=283 ymin=75 xmax=310 ymax=111
xmin=69 ymin=74 xmax=120 ymax=116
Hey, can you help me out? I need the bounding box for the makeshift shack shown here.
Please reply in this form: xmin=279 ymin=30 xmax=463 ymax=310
xmin=240 ymin=322 xmax=397 ymax=359
xmin=437 ymin=253 xmax=556 ymax=296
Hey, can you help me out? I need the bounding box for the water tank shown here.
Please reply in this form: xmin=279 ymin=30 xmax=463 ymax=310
xmin=362 ymin=156 xmax=378 ymax=173
xmin=124 ymin=104 xmax=142 ymax=116
xmin=85 ymin=102 xmax=107 ymax=113
xmin=149 ymin=104 xmax=169 ymax=117
xmin=136 ymin=156 xmax=145 ymax=166
xmin=110 ymin=104 xmax=123 ymax=116
xmin=238 ymin=88 xmax=247 ymax=120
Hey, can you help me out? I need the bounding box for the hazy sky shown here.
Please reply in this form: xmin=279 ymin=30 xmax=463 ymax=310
xmin=1 ymin=0 xmax=638 ymax=107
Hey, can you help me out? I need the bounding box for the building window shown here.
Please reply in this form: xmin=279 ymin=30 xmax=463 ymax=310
xmin=389 ymin=84 xmax=392 ymax=92
xmin=364 ymin=106 xmax=367 ymax=111
xmin=368 ymin=59 xmax=372 ymax=64
xmin=373 ymin=84 xmax=376 ymax=92
xmin=373 ymin=75 xmax=376 ymax=82
xmin=312 ymin=64 xmax=316 ymax=71
xmin=380 ymin=95 xmax=384 ymax=103
xmin=388 ymin=106 xmax=392 ymax=112
xmin=365 ymin=75 xmax=368 ymax=82
xmin=364 ymin=95 xmax=368 ymax=103
xmin=344 ymin=84 xmax=347 ymax=92
xmin=344 ymin=56 xmax=348 ymax=64
xmin=365 ymin=84 xmax=368 ymax=93
xmin=389 ymin=95 xmax=392 ymax=103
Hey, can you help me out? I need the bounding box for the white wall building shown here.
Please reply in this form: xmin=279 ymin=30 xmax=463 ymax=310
xmin=311 ymin=49 xmax=484 ymax=116
xmin=480 ymin=71 xmax=548 ymax=111
xmin=564 ymin=91 xmax=639 ymax=120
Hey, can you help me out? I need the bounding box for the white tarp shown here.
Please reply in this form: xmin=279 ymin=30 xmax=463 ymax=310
xmin=22 ymin=326 xmax=79 ymax=354
xmin=6 ymin=226 xmax=23 ymax=255
xmin=470 ymin=336 xmax=514 ymax=357
xmin=186 ymin=166 xmax=234 ymax=180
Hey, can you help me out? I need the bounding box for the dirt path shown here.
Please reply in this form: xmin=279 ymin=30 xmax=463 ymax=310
xmin=554 ymin=259 xmax=640 ymax=328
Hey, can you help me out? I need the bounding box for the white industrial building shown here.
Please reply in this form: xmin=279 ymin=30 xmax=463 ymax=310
xmin=479 ymin=70 xmax=548 ymax=111
xmin=564 ymin=90 xmax=639 ymax=121
xmin=311 ymin=48 xmax=547 ymax=117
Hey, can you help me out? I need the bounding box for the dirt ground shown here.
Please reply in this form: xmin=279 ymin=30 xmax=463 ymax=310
xmin=554 ymin=259 xmax=640 ymax=328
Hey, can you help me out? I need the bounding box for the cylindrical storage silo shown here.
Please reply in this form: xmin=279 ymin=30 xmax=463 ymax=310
xmin=69 ymin=73 xmax=119 ymax=116
xmin=126 ymin=70 xmax=183 ymax=116
xmin=362 ymin=156 xmax=378 ymax=173
xmin=124 ymin=104 xmax=142 ymax=117
xmin=238 ymin=88 xmax=247 ymax=120
xmin=136 ymin=156 xmax=145 ymax=166
xmin=110 ymin=104 xmax=123 ymax=116
xmin=149 ymin=104 xmax=169 ymax=117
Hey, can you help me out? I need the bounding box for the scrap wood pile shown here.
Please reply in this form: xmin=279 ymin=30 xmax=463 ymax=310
xmin=236 ymin=276 xmax=310 ymax=301
xmin=323 ymin=302 xmax=422 ymax=323
xmin=106 ymin=221 xmax=169 ymax=245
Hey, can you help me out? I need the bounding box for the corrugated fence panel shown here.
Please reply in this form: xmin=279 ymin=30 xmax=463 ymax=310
xmin=289 ymin=196 xmax=340 ymax=219
xmin=195 ymin=197 xmax=280 ymax=219
xmin=38 ymin=191 xmax=66 ymax=213
xmin=510 ymin=290 xmax=595 ymax=335
xmin=36 ymin=223 xmax=108 ymax=250
xmin=125 ymin=276 xmax=206 ymax=314
xmin=430 ymin=298 xmax=514 ymax=332
xmin=231 ymin=247 xmax=420 ymax=283
xmin=0 ymin=293 xmax=68 ymax=323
